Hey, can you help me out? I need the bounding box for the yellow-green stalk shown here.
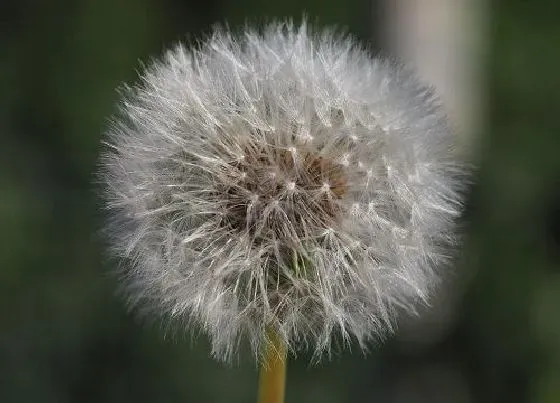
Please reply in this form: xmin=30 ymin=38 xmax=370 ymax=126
xmin=257 ymin=329 xmax=287 ymax=403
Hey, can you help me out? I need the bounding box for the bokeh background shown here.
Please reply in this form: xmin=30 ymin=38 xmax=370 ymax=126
xmin=2 ymin=1 xmax=560 ymax=402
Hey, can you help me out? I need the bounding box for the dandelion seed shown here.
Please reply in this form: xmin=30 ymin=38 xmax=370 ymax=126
xmin=99 ymin=19 xmax=467 ymax=367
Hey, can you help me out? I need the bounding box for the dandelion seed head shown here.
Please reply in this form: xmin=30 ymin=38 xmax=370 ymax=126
xmin=99 ymin=19 xmax=468 ymax=362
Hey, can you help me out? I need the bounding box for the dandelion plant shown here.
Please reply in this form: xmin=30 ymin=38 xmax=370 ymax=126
xmin=99 ymin=19 xmax=467 ymax=403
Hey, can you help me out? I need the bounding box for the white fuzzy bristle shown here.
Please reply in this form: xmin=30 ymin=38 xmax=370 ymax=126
xmin=99 ymin=19 xmax=468 ymax=363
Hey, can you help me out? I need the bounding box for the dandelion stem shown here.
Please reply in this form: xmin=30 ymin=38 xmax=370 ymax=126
xmin=257 ymin=328 xmax=287 ymax=403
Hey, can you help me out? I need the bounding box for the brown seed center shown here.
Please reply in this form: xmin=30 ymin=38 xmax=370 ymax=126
xmin=221 ymin=144 xmax=347 ymax=236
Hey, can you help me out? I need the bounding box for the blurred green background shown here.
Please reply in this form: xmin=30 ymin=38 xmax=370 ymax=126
xmin=1 ymin=1 xmax=560 ymax=402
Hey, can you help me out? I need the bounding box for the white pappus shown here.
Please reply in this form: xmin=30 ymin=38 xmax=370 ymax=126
xmin=99 ymin=20 xmax=467 ymax=362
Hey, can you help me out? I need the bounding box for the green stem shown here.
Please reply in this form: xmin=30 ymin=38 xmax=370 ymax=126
xmin=257 ymin=329 xmax=287 ymax=403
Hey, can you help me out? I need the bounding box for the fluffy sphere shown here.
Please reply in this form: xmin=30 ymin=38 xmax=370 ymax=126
xmin=100 ymin=21 xmax=466 ymax=362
